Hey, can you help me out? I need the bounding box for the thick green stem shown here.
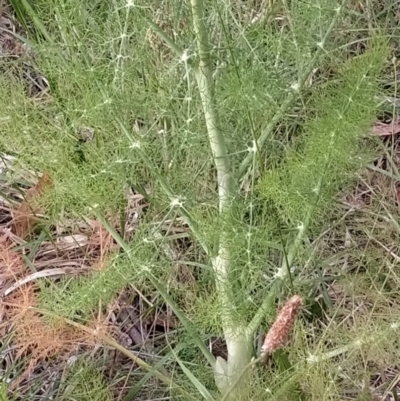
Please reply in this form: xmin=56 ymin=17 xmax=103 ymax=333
xmin=190 ymin=0 xmax=253 ymax=396
xmin=190 ymin=0 xmax=235 ymax=211
xmin=190 ymin=0 xmax=235 ymax=311
xmin=144 ymin=6 xmax=253 ymax=393
xmin=220 ymin=357 xmax=262 ymax=401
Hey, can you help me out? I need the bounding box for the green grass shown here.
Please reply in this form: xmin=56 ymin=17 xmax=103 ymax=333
xmin=2 ymin=0 xmax=400 ymax=400
xmin=55 ymin=360 xmax=113 ymax=401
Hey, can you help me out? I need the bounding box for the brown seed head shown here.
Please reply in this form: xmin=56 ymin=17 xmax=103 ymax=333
xmin=261 ymin=295 xmax=303 ymax=358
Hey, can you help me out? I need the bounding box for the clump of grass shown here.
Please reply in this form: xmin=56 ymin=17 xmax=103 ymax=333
xmin=58 ymin=360 xmax=113 ymax=401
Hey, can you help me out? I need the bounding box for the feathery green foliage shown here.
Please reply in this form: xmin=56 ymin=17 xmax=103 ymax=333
xmin=39 ymin=227 xmax=164 ymax=320
xmin=259 ymin=38 xmax=388 ymax=229
xmin=58 ymin=360 xmax=112 ymax=401
xmin=1 ymin=0 xmax=398 ymax=400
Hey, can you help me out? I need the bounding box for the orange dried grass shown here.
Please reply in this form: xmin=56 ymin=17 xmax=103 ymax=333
xmin=12 ymin=172 xmax=52 ymax=239
xmin=3 ymin=286 xmax=86 ymax=358
xmin=88 ymin=220 xmax=119 ymax=270
xmin=0 ymin=232 xmax=26 ymax=283
xmin=0 ymin=173 xmax=125 ymax=389
xmin=1 ymin=284 xmax=113 ymax=389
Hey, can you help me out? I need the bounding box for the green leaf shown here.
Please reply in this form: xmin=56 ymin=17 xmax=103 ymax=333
xmin=8 ymin=0 xmax=52 ymax=42
xmin=172 ymin=349 xmax=216 ymax=401
xmin=0 ymin=382 xmax=11 ymax=401
xmin=122 ymin=345 xmax=185 ymax=401
xmin=7 ymin=0 xmax=30 ymax=32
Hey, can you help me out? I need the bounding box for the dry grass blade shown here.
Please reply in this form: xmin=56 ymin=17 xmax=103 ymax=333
xmin=372 ymin=119 xmax=400 ymax=136
xmin=2 ymin=266 xmax=89 ymax=297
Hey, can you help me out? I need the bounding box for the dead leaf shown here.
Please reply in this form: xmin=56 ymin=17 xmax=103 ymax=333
xmin=371 ymin=120 xmax=400 ymax=136
xmin=79 ymin=126 xmax=95 ymax=142
xmin=12 ymin=173 xmax=52 ymax=239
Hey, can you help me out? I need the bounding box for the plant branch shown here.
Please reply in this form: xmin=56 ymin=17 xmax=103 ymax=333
xmin=116 ymin=118 xmax=211 ymax=256
xmin=236 ymin=0 xmax=350 ymax=180
xmin=190 ymin=0 xmax=235 ymax=212
xmin=248 ymin=222 xmax=307 ymax=336
xmin=190 ymin=1 xmax=255 ymax=396
xmin=143 ymin=14 xmax=185 ymax=59
xmin=91 ymin=210 xmax=216 ymax=367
